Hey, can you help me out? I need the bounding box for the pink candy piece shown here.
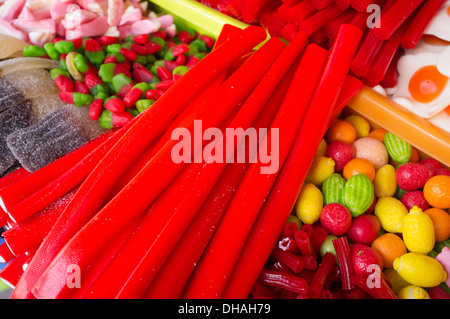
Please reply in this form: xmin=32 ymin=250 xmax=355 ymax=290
xmin=76 ymin=0 xmax=108 ymax=16
xmin=107 ymin=0 xmax=123 ymax=26
xmin=119 ymin=5 xmax=142 ymax=26
xmin=131 ymin=19 xmax=159 ymax=35
xmin=0 ymin=0 xmax=25 ymax=21
xmin=65 ymin=15 xmax=107 ymax=40
xmin=23 ymin=0 xmax=53 ymax=20
xmin=50 ymin=0 xmax=77 ymax=20
xmin=153 ymin=14 xmax=174 ymax=29
xmin=62 ymin=8 xmax=97 ymax=29
xmin=11 ymin=17 xmax=56 ymax=34
xmin=0 ymin=18 xmax=27 ymax=40
xmin=18 ymin=6 xmax=36 ymax=20
xmin=436 ymin=247 xmax=450 ymax=287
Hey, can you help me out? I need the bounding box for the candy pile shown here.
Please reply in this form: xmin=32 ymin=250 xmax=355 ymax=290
xmin=0 ymin=0 xmax=176 ymax=46
xmin=248 ymin=114 xmax=450 ymax=299
xmin=198 ymin=0 xmax=447 ymax=88
xmin=23 ymin=29 xmax=214 ymax=129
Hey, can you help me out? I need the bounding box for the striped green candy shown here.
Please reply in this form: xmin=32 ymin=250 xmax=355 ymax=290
xmin=322 ymin=173 xmax=346 ymax=205
xmin=384 ymin=132 xmax=412 ymax=164
xmin=342 ymin=174 xmax=374 ymax=217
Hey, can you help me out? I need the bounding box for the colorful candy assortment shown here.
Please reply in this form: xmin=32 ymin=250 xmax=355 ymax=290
xmin=248 ymin=114 xmax=450 ymax=299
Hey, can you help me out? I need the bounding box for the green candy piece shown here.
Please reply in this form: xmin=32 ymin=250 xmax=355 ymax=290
xmin=126 ymin=108 xmax=140 ymax=118
xmin=384 ymin=132 xmax=412 ymax=164
xmin=23 ymin=45 xmax=46 ymax=57
xmin=190 ymin=39 xmax=207 ymax=52
xmin=135 ymin=54 xmax=147 ymax=65
xmin=54 ymin=40 xmax=75 ymax=54
xmin=98 ymin=63 xmax=116 ymax=83
xmin=73 ymin=92 xmax=93 ymax=107
xmin=150 ymin=60 xmax=165 ymax=75
xmin=73 ymin=53 xmax=89 ymax=73
xmin=395 ymin=186 xmax=407 ymax=200
xmin=341 ymin=174 xmax=374 ymax=217
xmin=90 ymin=84 xmax=109 ymax=96
xmin=112 ymin=73 xmax=133 ymax=94
xmin=85 ymin=49 xmax=105 ymax=65
xmin=136 ymin=99 xmax=154 ymax=113
xmin=133 ymin=82 xmax=149 ymax=93
xmin=43 ymin=43 xmax=61 ymax=60
xmin=99 ymin=109 xmax=113 ymax=129
xmin=50 ymin=68 xmax=71 ymax=80
xmin=59 ymin=58 xmax=68 ymax=71
xmin=322 ymin=173 xmax=346 ymax=206
xmin=106 ymin=44 xmax=122 ymax=54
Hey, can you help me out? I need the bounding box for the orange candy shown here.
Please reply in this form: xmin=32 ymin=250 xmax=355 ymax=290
xmin=327 ymin=120 xmax=357 ymax=144
xmin=368 ymin=128 xmax=388 ymax=143
xmin=371 ymin=233 xmax=407 ymax=268
xmin=423 ymin=175 xmax=450 ymax=209
xmin=424 ymin=208 xmax=450 ymax=242
xmin=343 ymin=158 xmax=376 ymax=181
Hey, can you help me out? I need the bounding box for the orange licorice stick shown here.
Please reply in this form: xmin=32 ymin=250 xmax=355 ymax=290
xmin=221 ymin=24 xmax=363 ymax=299
xmin=183 ymin=43 xmax=330 ymax=299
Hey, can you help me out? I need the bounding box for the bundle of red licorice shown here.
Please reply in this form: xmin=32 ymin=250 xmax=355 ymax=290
xmin=199 ymin=0 xmax=446 ymax=88
xmin=0 ymin=23 xmax=364 ymax=299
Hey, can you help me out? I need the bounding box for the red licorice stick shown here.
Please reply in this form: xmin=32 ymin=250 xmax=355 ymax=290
xmin=309 ymin=28 xmax=328 ymax=47
xmin=221 ymin=24 xmax=363 ymax=299
xmin=271 ymin=246 xmax=304 ymax=273
xmin=0 ymin=253 xmax=29 ymax=288
xmin=350 ymin=29 xmax=385 ymax=77
xmin=0 ymin=130 xmax=112 ymax=211
xmin=11 ymin=26 xmax=267 ymax=300
xmin=333 ymin=236 xmax=355 ymax=290
xmin=240 ymin=0 xmax=275 ymax=23
xmin=365 ymin=23 xmax=407 ymax=86
xmin=294 ymin=230 xmax=316 ymax=257
xmin=258 ymin=268 xmax=309 ymax=295
xmin=2 ymin=190 xmax=76 ymax=256
xmin=0 ymin=243 xmax=14 ymax=263
xmin=70 ymin=219 xmax=141 ymax=299
xmin=298 ymin=4 xmax=344 ymax=36
xmin=101 ymin=36 xmax=305 ymax=300
xmin=401 ymin=0 xmax=446 ymax=49
xmin=352 ymin=0 xmax=378 ymax=12
xmin=310 ymin=0 xmax=335 ymax=10
xmin=184 ymin=43 xmax=330 ymax=299
xmin=310 ymin=224 xmax=329 ymax=254
xmin=325 ymin=9 xmax=357 ymax=42
xmin=336 ymin=0 xmax=351 ymax=10
xmin=346 ymin=286 xmax=372 ymax=299
xmin=351 ymin=274 xmax=398 ymax=299
xmin=282 ymin=222 xmax=299 ymax=238
xmin=144 ymin=65 xmax=298 ymax=300
xmin=298 ymin=255 xmax=318 ymax=271
xmin=372 ymin=0 xmax=425 ymax=40
xmin=329 ymin=74 xmax=364 ymax=123
xmin=31 ymin=36 xmax=284 ymax=300
xmin=308 ymin=252 xmax=335 ymax=298
xmin=3 ymin=128 xmax=124 ymax=224
xmin=287 ymin=1 xmax=317 ymax=25
xmin=0 ymin=167 xmax=29 ymax=190
xmin=379 ymin=48 xmax=401 ymax=88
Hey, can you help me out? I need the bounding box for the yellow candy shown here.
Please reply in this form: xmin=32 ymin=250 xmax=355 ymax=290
xmin=305 ymin=156 xmax=335 ymax=187
xmin=397 ymin=285 xmax=430 ymax=299
xmin=345 ymin=115 xmax=371 ymax=138
xmin=373 ymin=164 xmax=397 ymax=198
xmin=383 ymin=268 xmax=410 ymax=294
xmin=315 ymin=139 xmax=327 ymax=157
xmin=393 ymin=253 xmax=447 ymax=288
xmin=294 ymin=183 xmax=323 ymax=225
xmin=402 ymin=206 xmax=435 ymax=254
xmin=374 ymin=197 xmax=409 ymax=233
xmin=66 ymin=51 xmax=84 ymax=82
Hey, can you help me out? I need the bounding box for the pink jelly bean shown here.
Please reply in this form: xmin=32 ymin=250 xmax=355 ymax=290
xmin=0 ymin=0 xmax=25 ymax=21
xmin=435 ymin=247 xmax=450 ymax=287
xmin=130 ymin=19 xmax=159 ymax=35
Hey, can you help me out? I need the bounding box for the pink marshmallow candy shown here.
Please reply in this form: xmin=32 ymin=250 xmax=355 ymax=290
xmin=436 ymin=247 xmax=450 ymax=287
xmin=64 ymin=15 xmax=107 ymax=40
xmin=130 ymin=19 xmax=160 ymax=35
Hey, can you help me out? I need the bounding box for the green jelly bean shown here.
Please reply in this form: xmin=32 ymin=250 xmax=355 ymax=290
xmin=133 ymin=82 xmax=149 ymax=93
xmin=98 ymin=63 xmax=115 ymax=83
xmin=135 ymin=54 xmax=147 ymax=65
xmin=106 ymin=44 xmax=122 ymax=54
xmin=126 ymin=108 xmax=140 ymax=118
xmin=44 ymin=43 xmax=61 ymax=60
xmin=136 ymin=99 xmax=154 ymax=113
xmin=94 ymin=92 xmax=108 ymax=100
xmin=59 ymin=58 xmax=68 ymax=71
xmin=191 ymin=39 xmax=207 ymax=52
xmin=173 ymin=66 xmax=189 ymax=77
xmin=55 ymin=40 xmax=75 ymax=54
xmin=90 ymin=83 xmax=110 ymax=96
xmin=150 ymin=60 xmax=165 ymax=75
xmin=73 ymin=53 xmax=89 ymax=73
xmin=86 ymin=49 xmax=105 ymax=65
xmin=73 ymin=92 xmax=93 ymax=107
xmin=23 ymin=45 xmax=46 ymax=57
